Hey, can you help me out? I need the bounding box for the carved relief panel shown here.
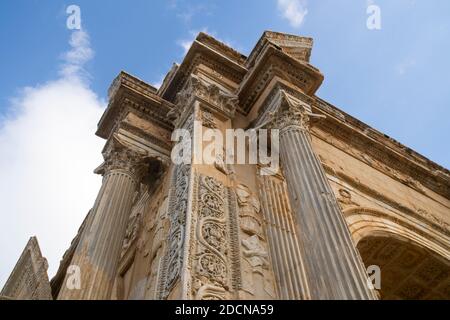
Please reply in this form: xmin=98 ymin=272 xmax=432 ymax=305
xmin=144 ymin=195 xmax=169 ymax=299
xmin=189 ymin=175 xmax=235 ymax=300
xmin=235 ymin=183 xmax=277 ymax=299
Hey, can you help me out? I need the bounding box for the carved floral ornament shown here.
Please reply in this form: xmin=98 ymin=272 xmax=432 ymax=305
xmin=94 ymin=134 xmax=150 ymax=182
xmin=265 ymin=90 xmax=325 ymax=133
xmin=168 ymin=74 xmax=238 ymax=127
xmin=191 ymin=175 xmax=232 ymax=300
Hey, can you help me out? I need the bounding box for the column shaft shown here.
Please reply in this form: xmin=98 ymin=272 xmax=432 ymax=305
xmin=280 ymin=126 xmax=375 ymax=299
xmin=58 ymin=138 xmax=148 ymax=300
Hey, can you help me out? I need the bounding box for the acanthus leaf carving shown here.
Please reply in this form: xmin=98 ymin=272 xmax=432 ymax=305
xmin=94 ymin=133 xmax=150 ymax=183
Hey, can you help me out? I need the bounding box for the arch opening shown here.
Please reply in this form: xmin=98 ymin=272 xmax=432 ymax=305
xmin=357 ymin=235 xmax=450 ymax=300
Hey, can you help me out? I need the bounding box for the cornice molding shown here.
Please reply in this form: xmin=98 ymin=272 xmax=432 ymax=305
xmin=97 ymin=71 xmax=174 ymax=139
xmin=312 ymin=99 xmax=450 ymax=199
xmin=238 ymin=45 xmax=323 ymax=115
xmin=160 ymin=40 xmax=247 ymax=103
xmin=196 ymin=32 xmax=247 ymax=66
xmin=246 ymin=31 xmax=313 ymax=68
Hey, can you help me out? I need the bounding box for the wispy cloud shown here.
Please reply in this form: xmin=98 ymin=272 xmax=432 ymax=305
xmin=396 ymin=58 xmax=417 ymax=76
xmin=176 ymin=28 xmax=209 ymax=55
xmin=277 ymin=0 xmax=308 ymax=28
xmin=176 ymin=28 xmax=234 ymax=56
xmin=0 ymin=30 xmax=105 ymax=286
xmin=168 ymin=0 xmax=213 ymax=24
xmin=60 ymin=30 xmax=94 ymax=80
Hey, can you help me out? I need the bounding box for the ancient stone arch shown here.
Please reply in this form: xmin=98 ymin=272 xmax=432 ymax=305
xmin=344 ymin=207 xmax=450 ymax=259
xmin=345 ymin=207 xmax=450 ymax=299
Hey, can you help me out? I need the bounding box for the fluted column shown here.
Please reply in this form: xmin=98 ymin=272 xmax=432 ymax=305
xmin=270 ymin=90 xmax=376 ymax=300
xmin=58 ymin=137 xmax=149 ymax=300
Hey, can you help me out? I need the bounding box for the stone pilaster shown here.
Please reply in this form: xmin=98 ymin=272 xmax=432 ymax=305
xmin=269 ymin=90 xmax=377 ymax=300
xmin=58 ymin=136 xmax=149 ymax=300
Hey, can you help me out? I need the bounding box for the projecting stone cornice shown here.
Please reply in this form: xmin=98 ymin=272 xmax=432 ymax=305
xmin=160 ymin=33 xmax=248 ymax=103
xmin=249 ymin=78 xmax=449 ymax=199
xmin=97 ymin=71 xmax=174 ymax=139
xmin=195 ymin=32 xmax=247 ymax=66
xmin=238 ymin=44 xmax=324 ymax=115
xmin=311 ymin=97 xmax=450 ymax=200
xmin=246 ymin=31 xmax=314 ymax=68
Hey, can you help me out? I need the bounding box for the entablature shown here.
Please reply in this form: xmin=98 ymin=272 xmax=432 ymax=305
xmin=311 ymin=98 xmax=450 ymax=200
xmin=160 ymin=33 xmax=247 ymax=104
xmin=97 ymin=71 xmax=174 ymax=140
xmin=238 ymin=43 xmax=323 ymax=116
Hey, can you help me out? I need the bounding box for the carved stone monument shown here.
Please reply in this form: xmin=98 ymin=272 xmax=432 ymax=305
xmin=3 ymin=31 xmax=450 ymax=300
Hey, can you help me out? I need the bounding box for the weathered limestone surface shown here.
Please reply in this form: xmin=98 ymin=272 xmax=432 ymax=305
xmin=57 ymin=139 xmax=148 ymax=299
xmin=269 ymin=91 xmax=376 ymax=299
xmin=4 ymin=31 xmax=449 ymax=300
xmin=1 ymin=237 xmax=52 ymax=300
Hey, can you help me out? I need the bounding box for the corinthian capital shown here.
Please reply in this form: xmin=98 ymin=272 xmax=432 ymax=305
xmin=268 ymin=90 xmax=312 ymax=132
xmin=95 ymin=134 xmax=149 ymax=183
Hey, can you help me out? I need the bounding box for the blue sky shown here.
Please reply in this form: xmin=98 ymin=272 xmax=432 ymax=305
xmin=1 ymin=1 xmax=449 ymax=166
xmin=0 ymin=0 xmax=449 ymax=286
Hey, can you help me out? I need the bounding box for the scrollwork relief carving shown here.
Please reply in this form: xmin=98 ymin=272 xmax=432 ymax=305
xmin=190 ymin=175 xmax=233 ymax=300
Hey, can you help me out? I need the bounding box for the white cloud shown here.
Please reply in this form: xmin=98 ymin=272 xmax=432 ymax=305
xmin=178 ymin=38 xmax=195 ymax=55
xmin=0 ymin=30 xmax=105 ymax=287
xmin=168 ymin=0 xmax=212 ymax=24
xmin=60 ymin=30 xmax=94 ymax=79
xmin=177 ymin=28 xmax=234 ymax=56
xmin=277 ymin=0 xmax=308 ymax=28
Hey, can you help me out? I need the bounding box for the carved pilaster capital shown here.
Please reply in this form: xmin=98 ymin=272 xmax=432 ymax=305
xmin=95 ymin=134 xmax=149 ymax=183
xmin=267 ymin=90 xmax=312 ymax=132
xmin=168 ymin=74 xmax=238 ymax=128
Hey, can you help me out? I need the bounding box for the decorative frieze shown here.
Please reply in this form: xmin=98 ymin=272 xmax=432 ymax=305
xmin=159 ymin=164 xmax=191 ymax=299
xmin=190 ymin=175 xmax=232 ymax=300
